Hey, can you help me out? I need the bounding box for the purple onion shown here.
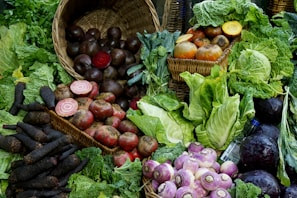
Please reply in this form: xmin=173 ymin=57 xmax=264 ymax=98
xmin=153 ymin=163 xmax=175 ymax=184
xmin=192 ymin=179 xmax=209 ymax=197
xmin=142 ymin=160 xmax=160 ymax=179
xmin=182 ymin=157 xmax=200 ymax=174
xmin=194 ymin=167 xmax=211 ymax=180
xmin=174 ymin=153 xmax=191 ymax=170
xmin=192 ymin=148 xmax=217 ymax=168
xmin=200 ymin=171 xmax=221 ymax=191
xmin=218 ymin=173 xmax=233 ymax=189
xmin=157 ymin=180 xmax=177 ymax=198
xmin=187 ymin=142 xmax=204 ymax=154
xmin=175 ymin=186 xmax=198 ymax=198
xmin=175 ymin=169 xmax=195 ymax=187
xmin=219 ymin=160 xmax=238 ymax=178
xmin=209 ymin=188 xmax=232 ymax=198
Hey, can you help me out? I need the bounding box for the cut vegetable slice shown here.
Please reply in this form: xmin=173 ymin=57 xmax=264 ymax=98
xmin=92 ymin=50 xmax=111 ymax=69
xmin=222 ymin=21 xmax=242 ymax=38
xmin=176 ymin=34 xmax=194 ymax=43
xmin=70 ymin=80 xmax=93 ymax=96
xmin=55 ymin=98 xmax=78 ymax=117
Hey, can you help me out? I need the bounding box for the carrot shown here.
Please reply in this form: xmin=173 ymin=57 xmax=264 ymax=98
xmin=0 ymin=134 xmax=23 ymax=153
xmin=13 ymin=132 xmax=43 ymax=151
xmin=8 ymin=156 xmax=58 ymax=183
xmin=11 ymin=175 xmax=59 ymax=189
xmin=22 ymin=111 xmax=51 ymax=125
xmin=16 ymin=122 xmax=48 ymax=143
xmin=10 ymin=160 xmax=25 ymax=170
xmin=17 ymin=101 xmax=46 ymax=111
xmin=2 ymin=124 xmax=17 ymax=130
xmin=9 ymin=82 xmax=26 ymax=115
xmin=50 ymin=154 xmax=81 ymax=177
xmin=43 ymin=126 xmax=64 ymax=141
xmin=23 ymin=135 xmax=73 ymax=164
xmin=58 ymin=144 xmax=80 ymax=161
xmin=40 ymin=86 xmax=56 ymax=110
xmin=15 ymin=189 xmax=64 ymax=198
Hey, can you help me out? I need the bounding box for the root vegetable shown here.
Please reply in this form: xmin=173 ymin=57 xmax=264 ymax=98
xmin=100 ymin=79 xmax=124 ymax=97
xmin=17 ymin=101 xmax=46 ymax=111
xmin=96 ymin=92 xmax=116 ymax=103
xmin=195 ymin=44 xmax=223 ymax=61
xmin=153 ymin=163 xmax=175 ymax=183
xmin=204 ymin=26 xmax=223 ymax=38
xmin=13 ymin=132 xmax=42 ymax=151
xmin=69 ymin=109 xmax=94 ymax=130
xmin=9 ymin=82 xmax=26 ymax=115
xmin=84 ymin=121 xmax=103 ymax=137
xmin=58 ymin=144 xmax=80 ymax=161
xmin=11 ymin=176 xmax=59 ymax=189
xmin=92 ymin=50 xmax=112 ymax=69
xmin=70 ymin=80 xmax=93 ymax=96
xmin=75 ymin=97 xmax=93 ymax=110
xmin=104 ymin=116 xmax=121 ymax=128
xmin=40 ymin=86 xmax=56 ymax=110
xmin=43 ymin=127 xmax=64 ymax=141
xmin=118 ymin=132 xmax=139 ymax=151
xmin=211 ymin=35 xmax=230 ymax=50
xmin=0 ymin=134 xmax=23 ymax=153
xmin=17 ymin=122 xmax=48 ymax=143
xmin=88 ymin=81 xmax=99 ymax=99
xmin=118 ymin=119 xmax=139 ymax=134
xmin=94 ymin=125 xmax=120 ymax=148
xmin=157 ymin=180 xmax=177 ymax=198
xmin=137 ymin=135 xmax=158 ymax=157
xmin=50 ymin=154 xmax=81 ymax=177
xmin=15 ymin=189 xmax=64 ymax=198
xmin=142 ymin=159 xmax=160 ymax=179
xmin=113 ymin=150 xmax=133 ymax=167
xmin=89 ymin=99 xmax=113 ymax=120
xmin=221 ymin=20 xmax=242 ymax=38
xmin=112 ymin=103 xmax=126 ymax=120
xmin=54 ymin=84 xmax=74 ymax=101
xmin=8 ymin=156 xmax=58 ymax=183
xmin=55 ymin=98 xmax=78 ymax=117
xmin=23 ymin=135 xmax=72 ymax=164
xmin=23 ymin=111 xmax=51 ymax=125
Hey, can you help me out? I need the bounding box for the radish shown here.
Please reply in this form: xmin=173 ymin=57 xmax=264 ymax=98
xmin=55 ymin=98 xmax=78 ymax=117
xmin=70 ymin=80 xmax=93 ymax=96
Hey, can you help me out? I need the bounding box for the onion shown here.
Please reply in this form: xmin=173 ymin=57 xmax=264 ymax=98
xmin=157 ymin=180 xmax=177 ymax=198
xmin=209 ymin=188 xmax=232 ymax=198
xmin=175 ymin=169 xmax=195 ymax=187
xmin=182 ymin=157 xmax=200 ymax=174
xmin=192 ymin=148 xmax=217 ymax=168
xmin=175 ymin=186 xmax=199 ymax=198
xmin=174 ymin=153 xmax=191 ymax=170
xmin=218 ymin=173 xmax=233 ymax=189
xmin=200 ymin=171 xmax=221 ymax=191
xmin=142 ymin=160 xmax=160 ymax=179
xmin=187 ymin=142 xmax=204 ymax=154
xmin=219 ymin=160 xmax=238 ymax=178
xmin=153 ymin=163 xmax=175 ymax=184
xmin=55 ymin=98 xmax=78 ymax=117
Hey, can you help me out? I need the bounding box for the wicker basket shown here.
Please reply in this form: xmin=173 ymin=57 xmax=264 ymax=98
xmin=162 ymin=0 xmax=184 ymax=32
xmin=47 ymin=109 xmax=119 ymax=155
xmin=143 ymin=177 xmax=160 ymax=198
xmin=267 ymin=0 xmax=295 ymax=15
xmin=168 ymin=37 xmax=239 ymax=82
xmin=52 ymin=0 xmax=161 ymax=80
xmin=168 ymin=79 xmax=189 ymax=102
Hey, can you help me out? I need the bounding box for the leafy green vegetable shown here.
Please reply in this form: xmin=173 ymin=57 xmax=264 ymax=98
xmin=127 ymin=94 xmax=195 ymax=147
xmin=180 ymin=66 xmax=254 ymax=150
xmin=68 ymin=147 xmax=143 ymax=198
xmin=151 ymin=142 xmax=186 ymax=163
xmin=228 ymin=179 xmax=267 ymax=198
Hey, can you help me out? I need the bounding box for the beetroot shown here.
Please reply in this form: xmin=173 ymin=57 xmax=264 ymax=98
xmin=92 ymin=50 xmax=111 ymax=69
xmin=69 ymin=109 xmax=94 ymax=130
xmin=55 ymin=98 xmax=78 ymax=117
xmin=94 ymin=125 xmax=120 ymax=148
xmin=89 ymin=99 xmax=114 ymax=120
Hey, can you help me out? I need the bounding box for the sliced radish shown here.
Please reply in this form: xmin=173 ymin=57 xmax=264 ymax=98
xmin=70 ymin=80 xmax=93 ymax=96
xmin=55 ymin=98 xmax=78 ymax=117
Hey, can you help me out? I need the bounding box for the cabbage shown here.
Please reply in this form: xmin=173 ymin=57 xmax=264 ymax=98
xmin=235 ymin=49 xmax=271 ymax=83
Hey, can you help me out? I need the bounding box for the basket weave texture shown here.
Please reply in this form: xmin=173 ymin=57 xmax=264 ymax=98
xmin=52 ymin=0 xmax=161 ymax=80
xmin=168 ymin=37 xmax=239 ymax=82
xmin=267 ymin=0 xmax=295 ymax=15
xmin=47 ymin=109 xmax=119 ymax=155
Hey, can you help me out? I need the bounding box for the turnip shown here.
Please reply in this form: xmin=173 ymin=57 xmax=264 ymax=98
xmin=187 ymin=142 xmax=204 ymax=154
xmin=174 ymin=152 xmax=191 ymax=170
xmin=192 ymin=148 xmax=217 ymax=168
xmin=219 ymin=160 xmax=238 ymax=178
xmin=175 ymin=186 xmax=198 ymax=198
xmin=175 ymin=169 xmax=195 ymax=187
xmin=157 ymin=180 xmax=177 ymax=198
xmin=137 ymin=135 xmax=158 ymax=157
xmin=209 ymin=188 xmax=232 ymax=198
xmin=200 ymin=171 xmax=221 ymax=191
xmin=142 ymin=160 xmax=160 ymax=179
xmin=153 ymin=163 xmax=175 ymax=184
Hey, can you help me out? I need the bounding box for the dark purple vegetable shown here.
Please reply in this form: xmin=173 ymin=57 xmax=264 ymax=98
xmin=254 ymin=96 xmax=283 ymax=125
xmin=0 ymin=134 xmax=23 ymax=153
xmin=219 ymin=160 xmax=238 ymax=178
xmin=153 ymin=163 xmax=175 ymax=184
xmin=17 ymin=101 xmax=46 ymax=111
xmin=9 ymin=82 xmax=26 ymax=115
xmin=50 ymin=154 xmax=81 ymax=177
xmin=281 ymin=184 xmax=297 ymax=198
xmin=15 ymin=189 xmax=64 ymax=198
xmin=238 ymin=169 xmax=281 ymax=198
xmin=23 ymin=111 xmax=51 ymax=125
xmin=43 ymin=126 xmax=64 ymax=141
xmin=142 ymin=159 xmax=160 ymax=179
xmin=58 ymin=144 xmax=80 ymax=161
xmin=13 ymin=132 xmax=42 ymax=151
xmin=175 ymin=186 xmax=198 ymax=198
xmin=240 ymin=133 xmax=279 ymax=173
xmin=17 ymin=122 xmax=48 ymax=143
xmin=209 ymin=188 xmax=232 ymax=198
xmin=187 ymin=142 xmax=204 ymax=154
xmin=253 ymin=123 xmax=280 ymax=142
xmin=175 ymin=169 xmax=195 ymax=187
xmin=200 ymin=170 xmax=221 ymax=191
xmin=40 ymin=86 xmax=56 ymax=110
xmin=157 ymin=180 xmax=177 ymax=198
xmin=11 ymin=176 xmax=59 ymax=189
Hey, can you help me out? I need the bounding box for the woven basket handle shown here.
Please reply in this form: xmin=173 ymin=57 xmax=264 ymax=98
xmin=145 ymin=0 xmax=162 ymax=32
xmin=161 ymin=0 xmax=173 ymax=30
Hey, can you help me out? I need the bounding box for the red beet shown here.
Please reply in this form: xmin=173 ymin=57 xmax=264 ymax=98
xmin=94 ymin=125 xmax=120 ymax=148
xmin=89 ymin=99 xmax=113 ymax=120
xmin=69 ymin=109 xmax=94 ymax=130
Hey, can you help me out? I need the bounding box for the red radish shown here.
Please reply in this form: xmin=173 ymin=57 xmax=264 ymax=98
xmin=88 ymin=81 xmax=100 ymax=99
xmin=55 ymin=98 xmax=78 ymax=117
xmin=118 ymin=119 xmax=139 ymax=134
xmin=129 ymin=147 xmax=143 ymax=161
xmin=89 ymin=99 xmax=113 ymax=120
xmin=69 ymin=109 xmax=94 ymax=130
xmin=76 ymin=97 xmax=93 ymax=110
xmin=118 ymin=132 xmax=139 ymax=151
xmin=96 ymin=92 xmax=116 ymax=103
xmin=94 ymin=125 xmax=120 ymax=148
xmin=104 ymin=116 xmax=121 ymax=128
xmin=137 ymin=135 xmax=158 ymax=157
xmin=70 ymin=80 xmax=93 ymax=96
xmin=113 ymin=150 xmax=133 ymax=167
xmin=84 ymin=121 xmax=104 ymax=137
xmin=112 ymin=103 xmax=126 ymax=120
xmin=92 ymin=50 xmax=111 ymax=69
